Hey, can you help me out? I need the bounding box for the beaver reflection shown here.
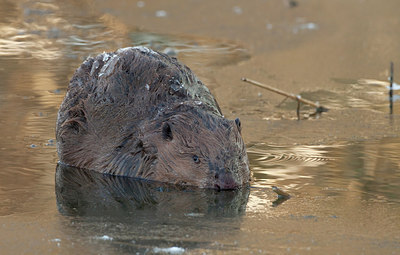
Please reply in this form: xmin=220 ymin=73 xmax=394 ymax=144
xmin=55 ymin=164 xmax=250 ymax=218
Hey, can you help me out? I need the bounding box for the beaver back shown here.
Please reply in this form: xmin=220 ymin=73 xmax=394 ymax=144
xmin=56 ymin=47 xmax=250 ymax=189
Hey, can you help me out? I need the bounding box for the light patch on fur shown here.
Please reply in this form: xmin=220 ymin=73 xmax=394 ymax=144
xmin=99 ymin=54 xmax=120 ymax=78
xmin=132 ymin=46 xmax=159 ymax=55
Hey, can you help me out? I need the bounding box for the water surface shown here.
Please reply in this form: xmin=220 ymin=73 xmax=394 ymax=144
xmin=1 ymin=0 xmax=400 ymax=254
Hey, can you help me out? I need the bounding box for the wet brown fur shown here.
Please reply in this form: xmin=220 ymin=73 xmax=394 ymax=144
xmin=56 ymin=47 xmax=250 ymax=189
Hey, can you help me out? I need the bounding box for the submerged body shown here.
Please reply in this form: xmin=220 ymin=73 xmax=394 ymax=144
xmin=56 ymin=47 xmax=250 ymax=189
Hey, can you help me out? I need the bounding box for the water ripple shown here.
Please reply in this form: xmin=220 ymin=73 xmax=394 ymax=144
xmin=248 ymin=144 xmax=335 ymax=164
xmin=0 ymin=2 xmax=249 ymax=67
xmin=247 ymin=144 xmax=337 ymax=187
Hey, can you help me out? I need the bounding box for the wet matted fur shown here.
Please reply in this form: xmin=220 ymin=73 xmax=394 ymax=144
xmin=56 ymin=47 xmax=250 ymax=189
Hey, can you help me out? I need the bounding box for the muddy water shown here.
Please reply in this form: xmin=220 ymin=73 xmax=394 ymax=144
xmin=1 ymin=0 xmax=400 ymax=254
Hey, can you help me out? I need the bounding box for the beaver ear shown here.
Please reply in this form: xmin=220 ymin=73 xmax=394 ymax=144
xmin=162 ymin=122 xmax=173 ymax=141
xmin=235 ymin=118 xmax=241 ymax=133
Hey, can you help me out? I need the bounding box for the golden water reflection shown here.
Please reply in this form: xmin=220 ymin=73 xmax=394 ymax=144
xmin=248 ymin=139 xmax=400 ymax=211
xmin=1 ymin=0 xmax=400 ymax=254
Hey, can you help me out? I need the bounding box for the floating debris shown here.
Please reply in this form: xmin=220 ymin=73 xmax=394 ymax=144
xmin=293 ymin=22 xmax=318 ymax=34
xmin=272 ymin=186 xmax=291 ymax=199
xmin=184 ymin=212 xmax=205 ymax=217
xmin=153 ymin=247 xmax=185 ymax=254
xmin=271 ymin=186 xmax=291 ymax=207
xmin=94 ymin=235 xmax=113 ymax=241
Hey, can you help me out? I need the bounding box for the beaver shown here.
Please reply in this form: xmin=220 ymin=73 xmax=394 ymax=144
xmin=56 ymin=46 xmax=250 ymax=190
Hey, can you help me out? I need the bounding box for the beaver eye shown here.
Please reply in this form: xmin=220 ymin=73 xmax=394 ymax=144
xmin=235 ymin=118 xmax=242 ymax=132
xmin=193 ymin=155 xmax=200 ymax=163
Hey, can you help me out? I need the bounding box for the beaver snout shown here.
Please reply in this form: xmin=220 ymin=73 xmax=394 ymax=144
xmin=214 ymin=171 xmax=241 ymax=190
xmin=210 ymin=163 xmax=243 ymax=190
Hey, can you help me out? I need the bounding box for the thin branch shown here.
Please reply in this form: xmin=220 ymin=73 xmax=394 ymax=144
xmin=297 ymin=100 xmax=301 ymax=120
xmin=389 ymin=62 xmax=394 ymax=114
xmin=277 ymin=96 xmax=289 ymax=107
xmin=241 ymin=77 xmax=329 ymax=114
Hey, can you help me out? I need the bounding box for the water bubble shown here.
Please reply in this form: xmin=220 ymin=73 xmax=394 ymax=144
xmin=145 ymin=84 xmax=150 ymax=90
xmin=30 ymin=144 xmax=37 ymax=148
xmin=155 ymin=10 xmax=167 ymax=18
xmin=233 ymin=6 xmax=242 ymax=15
xmin=303 ymin=22 xmax=318 ymax=30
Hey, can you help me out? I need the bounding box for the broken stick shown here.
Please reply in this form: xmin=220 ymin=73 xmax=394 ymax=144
xmin=241 ymin=77 xmax=329 ymax=116
xmin=389 ymin=62 xmax=394 ymax=114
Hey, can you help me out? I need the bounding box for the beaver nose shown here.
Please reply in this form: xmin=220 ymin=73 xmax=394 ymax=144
xmin=214 ymin=171 xmax=240 ymax=190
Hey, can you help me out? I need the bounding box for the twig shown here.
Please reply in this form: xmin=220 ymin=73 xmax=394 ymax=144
xmin=241 ymin=77 xmax=329 ymax=116
xmin=277 ymin=96 xmax=289 ymax=107
xmin=389 ymin=62 xmax=394 ymax=114
xmin=271 ymin=186 xmax=291 ymax=198
xmin=297 ymin=100 xmax=301 ymax=120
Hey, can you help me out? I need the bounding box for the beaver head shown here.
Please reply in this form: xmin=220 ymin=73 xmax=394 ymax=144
xmin=139 ymin=105 xmax=250 ymax=190
xmin=56 ymin=47 xmax=250 ymax=190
